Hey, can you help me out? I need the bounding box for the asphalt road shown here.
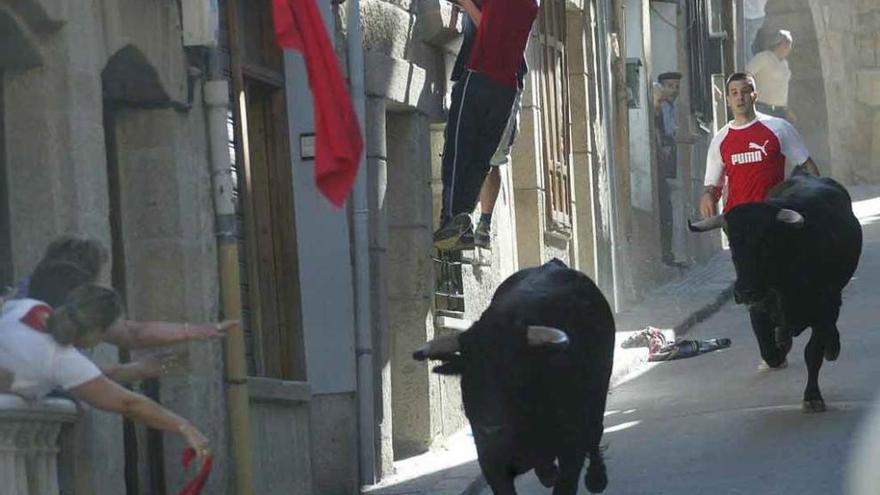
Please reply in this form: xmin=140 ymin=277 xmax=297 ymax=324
xmin=502 ymin=195 xmax=880 ymax=495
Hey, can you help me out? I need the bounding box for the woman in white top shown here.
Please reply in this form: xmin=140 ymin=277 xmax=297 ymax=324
xmin=0 ymin=261 xmax=210 ymax=460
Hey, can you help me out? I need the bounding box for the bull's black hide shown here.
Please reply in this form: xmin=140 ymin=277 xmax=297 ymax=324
xmin=414 ymin=259 xmax=615 ymax=495
xmin=690 ymin=171 xmax=862 ymax=412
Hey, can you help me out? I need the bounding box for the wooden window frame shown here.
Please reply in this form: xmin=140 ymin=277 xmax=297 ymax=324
xmin=537 ymin=0 xmax=574 ymax=233
xmin=226 ymin=0 xmax=306 ymax=380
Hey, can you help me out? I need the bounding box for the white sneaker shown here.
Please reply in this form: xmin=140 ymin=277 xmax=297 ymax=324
xmin=757 ymin=359 xmax=788 ymax=371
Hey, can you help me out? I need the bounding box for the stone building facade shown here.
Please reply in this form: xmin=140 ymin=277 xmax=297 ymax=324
xmin=763 ymin=0 xmax=880 ymax=184
xmin=5 ymin=0 xmax=876 ymax=494
xmin=1 ymin=1 xmax=231 ymax=493
xmin=352 ymin=0 xmax=731 ymax=488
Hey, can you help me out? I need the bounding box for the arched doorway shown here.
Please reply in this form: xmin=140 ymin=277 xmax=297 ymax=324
xmin=759 ymin=0 xmax=832 ymax=175
xmin=102 ymin=43 xmax=174 ymax=495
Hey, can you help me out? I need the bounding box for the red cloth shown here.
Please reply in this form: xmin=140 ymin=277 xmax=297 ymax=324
xmin=271 ymin=0 xmax=363 ymax=207
xmin=20 ymin=304 xmax=52 ymax=333
xmin=177 ymin=448 xmax=213 ymax=495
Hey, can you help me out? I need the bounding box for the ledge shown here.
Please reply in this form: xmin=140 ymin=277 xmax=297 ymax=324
xmin=247 ymin=378 xmax=312 ymax=405
xmin=434 ymin=315 xmax=473 ymax=332
xmin=0 ymin=394 xmax=78 ymax=422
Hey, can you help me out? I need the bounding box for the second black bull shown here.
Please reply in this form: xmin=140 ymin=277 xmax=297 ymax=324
xmin=690 ymin=171 xmax=862 ymax=412
xmin=413 ymin=259 xmax=615 ymax=494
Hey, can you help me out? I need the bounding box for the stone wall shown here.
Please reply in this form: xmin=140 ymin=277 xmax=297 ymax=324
xmin=852 ymin=0 xmax=880 ymax=182
xmin=0 ymin=0 xmax=229 ymax=492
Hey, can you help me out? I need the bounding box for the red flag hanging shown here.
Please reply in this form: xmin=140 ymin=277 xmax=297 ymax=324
xmin=271 ymin=0 xmax=364 ymax=208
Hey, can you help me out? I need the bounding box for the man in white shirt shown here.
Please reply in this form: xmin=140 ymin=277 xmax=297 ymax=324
xmin=743 ymin=0 xmax=769 ymax=62
xmin=746 ymin=29 xmax=795 ymax=122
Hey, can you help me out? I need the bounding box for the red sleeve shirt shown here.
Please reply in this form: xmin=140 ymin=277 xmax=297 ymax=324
xmin=466 ymin=0 xmax=539 ymax=88
xmin=704 ymin=113 xmax=810 ymax=212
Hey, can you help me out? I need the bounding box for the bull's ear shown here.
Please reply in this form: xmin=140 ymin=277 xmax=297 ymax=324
xmin=776 ymin=208 xmax=804 ymax=228
xmin=433 ymin=357 xmax=464 ymax=375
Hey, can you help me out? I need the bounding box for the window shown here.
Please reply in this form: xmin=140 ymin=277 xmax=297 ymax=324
xmin=537 ymin=0 xmax=573 ymax=231
xmin=686 ymin=0 xmax=726 ymax=129
xmin=225 ymin=0 xmax=305 ymax=380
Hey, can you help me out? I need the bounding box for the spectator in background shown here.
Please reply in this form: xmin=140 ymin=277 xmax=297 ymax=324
xmin=0 ymin=264 xmax=211 ymax=460
xmin=746 ymin=29 xmax=796 ymax=122
xmin=743 ymin=0 xmax=769 ymax=62
xmin=654 ymin=72 xmax=685 ymax=267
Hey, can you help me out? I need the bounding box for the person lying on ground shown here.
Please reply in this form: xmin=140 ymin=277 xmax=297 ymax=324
xmin=0 ymin=262 xmax=211 ymax=460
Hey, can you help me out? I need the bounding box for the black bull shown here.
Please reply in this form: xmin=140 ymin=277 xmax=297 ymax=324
xmin=413 ymin=259 xmax=615 ymax=494
xmin=690 ymin=171 xmax=862 ymax=412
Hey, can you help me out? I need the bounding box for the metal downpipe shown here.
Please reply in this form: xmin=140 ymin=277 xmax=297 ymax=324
xmin=346 ymin=0 xmax=377 ymax=486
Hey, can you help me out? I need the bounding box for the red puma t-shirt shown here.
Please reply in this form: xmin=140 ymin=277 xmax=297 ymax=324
xmin=704 ymin=113 xmax=810 ymax=212
xmin=466 ymin=0 xmax=539 ymax=88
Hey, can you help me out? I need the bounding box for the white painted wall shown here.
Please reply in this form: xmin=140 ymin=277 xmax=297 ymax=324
xmin=627 ymin=0 xmax=653 ymax=211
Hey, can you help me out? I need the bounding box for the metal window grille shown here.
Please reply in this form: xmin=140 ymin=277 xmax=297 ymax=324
xmin=434 ymin=250 xmax=465 ymax=318
xmin=538 ymin=0 xmax=573 ymax=231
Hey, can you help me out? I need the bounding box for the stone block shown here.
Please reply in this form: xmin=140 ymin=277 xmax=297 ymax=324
xmin=419 ymin=0 xmax=463 ymax=46
xmin=249 ymin=383 xmax=312 ymax=495
xmin=514 ymin=188 xmax=545 ymax=268
xmin=362 ymin=0 xmax=413 ymax=59
xmin=855 ymin=0 xmax=880 ymax=15
xmin=857 ymin=69 xmax=880 ymax=106
xmin=366 ymin=97 xmax=389 ymax=158
xmin=388 ymin=229 xmax=433 ymax=299
xmin=310 ymin=393 xmax=358 ymax=494
xmin=872 ymin=111 xmax=880 ymax=180
xmin=390 ymin=305 xmax=433 ymax=458
xmin=386 ymin=113 xmax=433 ymax=227
xmin=122 ymin=238 xmax=189 ymax=318
xmin=365 ymin=50 xmax=430 ymax=112
xmin=511 ymin=105 xmax=544 ymax=189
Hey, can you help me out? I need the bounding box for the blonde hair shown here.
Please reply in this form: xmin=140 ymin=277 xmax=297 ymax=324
xmin=47 ymin=285 xmax=123 ymax=346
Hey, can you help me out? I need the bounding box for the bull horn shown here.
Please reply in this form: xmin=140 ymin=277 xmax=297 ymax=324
xmin=526 ymin=325 xmax=569 ymax=347
xmin=688 ymin=215 xmax=725 ymax=232
xmin=776 ymin=208 xmax=804 ymax=227
xmin=413 ymin=334 xmax=460 ymax=361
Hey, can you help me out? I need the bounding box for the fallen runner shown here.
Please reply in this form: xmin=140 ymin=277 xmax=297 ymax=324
xmin=648 ymin=338 xmax=731 ymax=362
xmin=621 ymin=327 xmax=731 ymax=362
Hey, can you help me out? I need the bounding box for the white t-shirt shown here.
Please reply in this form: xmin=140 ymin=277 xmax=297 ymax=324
xmin=0 ymin=299 xmax=101 ymax=400
xmin=746 ymin=51 xmax=792 ymax=107
xmin=743 ymin=0 xmax=768 ymax=19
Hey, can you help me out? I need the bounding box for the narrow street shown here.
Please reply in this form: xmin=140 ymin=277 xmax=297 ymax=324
xmin=502 ymin=192 xmax=880 ymax=494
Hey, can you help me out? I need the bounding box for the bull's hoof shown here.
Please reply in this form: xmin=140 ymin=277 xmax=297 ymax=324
xmin=774 ymin=327 xmax=793 ymax=356
xmin=824 ymin=339 xmax=840 ymax=361
xmin=585 ymin=463 xmax=608 ymax=493
xmin=802 ymin=399 xmax=827 ymax=413
xmin=535 ymin=463 xmax=558 ymax=488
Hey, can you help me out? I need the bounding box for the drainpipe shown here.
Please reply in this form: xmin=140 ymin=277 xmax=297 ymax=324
xmin=598 ymin=0 xmax=623 ymax=312
xmin=205 ymin=47 xmax=255 ymax=494
xmin=346 ymin=0 xmax=376 ymax=486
